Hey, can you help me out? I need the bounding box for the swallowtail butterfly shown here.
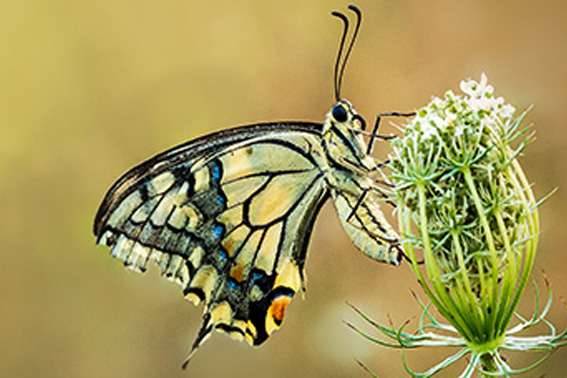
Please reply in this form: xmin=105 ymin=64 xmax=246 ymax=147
xmin=93 ymin=5 xmax=411 ymax=366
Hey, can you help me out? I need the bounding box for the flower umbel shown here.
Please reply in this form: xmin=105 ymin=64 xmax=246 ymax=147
xmin=349 ymin=75 xmax=567 ymax=377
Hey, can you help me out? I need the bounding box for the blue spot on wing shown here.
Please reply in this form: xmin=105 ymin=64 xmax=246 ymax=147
xmin=251 ymin=271 xmax=265 ymax=284
xmin=218 ymin=247 xmax=228 ymax=261
xmin=210 ymin=160 xmax=222 ymax=184
xmin=228 ymin=278 xmax=238 ymax=290
xmin=249 ymin=269 xmax=271 ymax=295
xmin=217 ymin=194 xmax=226 ymax=207
xmin=213 ymin=223 xmax=225 ymax=239
xmin=274 ymin=292 xmax=294 ymax=299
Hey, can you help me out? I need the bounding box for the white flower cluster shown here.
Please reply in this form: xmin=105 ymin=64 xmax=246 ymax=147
xmin=460 ymin=73 xmax=516 ymax=117
xmin=404 ymin=73 xmax=516 ymax=142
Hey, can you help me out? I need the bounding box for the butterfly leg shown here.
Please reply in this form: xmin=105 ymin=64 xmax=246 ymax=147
xmin=344 ymin=189 xmax=398 ymax=244
xmin=392 ymin=243 xmax=424 ymax=265
xmin=346 ymin=188 xmax=369 ymax=224
xmin=371 ymin=159 xmax=390 ymax=170
xmin=367 ymin=186 xmax=397 ymax=209
xmin=366 ymin=111 xmax=416 ymax=155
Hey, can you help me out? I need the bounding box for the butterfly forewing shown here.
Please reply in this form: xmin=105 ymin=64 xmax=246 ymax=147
xmin=94 ymin=122 xmax=330 ymax=349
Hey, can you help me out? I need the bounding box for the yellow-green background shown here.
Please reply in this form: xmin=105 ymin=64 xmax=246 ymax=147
xmin=2 ymin=0 xmax=566 ymax=377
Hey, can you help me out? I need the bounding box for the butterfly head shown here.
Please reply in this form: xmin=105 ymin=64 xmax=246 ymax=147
xmin=323 ymin=99 xmax=369 ymax=158
xmin=330 ymin=100 xmax=366 ymax=129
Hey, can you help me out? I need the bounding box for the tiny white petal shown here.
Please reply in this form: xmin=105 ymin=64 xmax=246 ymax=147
xmin=479 ymin=73 xmax=488 ymax=90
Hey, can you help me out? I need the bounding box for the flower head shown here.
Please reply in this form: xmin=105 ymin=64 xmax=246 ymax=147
xmin=390 ymin=74 xmax=528 ymax=295
xmin=349 ymin=75 xmax=567 ymax=377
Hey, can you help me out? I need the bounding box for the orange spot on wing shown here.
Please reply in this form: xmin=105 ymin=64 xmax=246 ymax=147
xmin=269 ymin=295 xmax=292 ymax=325
xmin=221 ymin=238 xmax=237 ymax=257
xmin=229 ymin=265 xmax=246 ymax=282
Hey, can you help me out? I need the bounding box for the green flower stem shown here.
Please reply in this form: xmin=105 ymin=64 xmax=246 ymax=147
xmin=462 ymin=168 xmax=501 ymax=341
xmin=415 ymin=184 xmax=475 ymax=342
xmin=480 ymin=352 xmax=498 ymax=377
xmin=493 ymin=207 xmax=515 ymax=330
xmin=497 ymin=158 xmax=539 ymax=332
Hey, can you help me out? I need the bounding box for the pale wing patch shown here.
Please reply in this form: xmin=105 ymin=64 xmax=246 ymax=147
xmin=180 ymin=203 xmax=202 ymax=230
xmin=222 ymin=175 xmax=269 ymax=207
xmin=248 ymin=170 xmax=318 ymax=226
xmin=220 ymin=224 xmax=250 ymax=257
xmin=274 ymin=261 xmax=302 ymax=291
xmin=215 ymin=206 xmax=241 ymax=234
xmin=218 ymin=139 xmax=315 ymax=183
xmin=126 ymin=241 xmax=151 ymax=268
xmin=210 ymin=301 xmax=232 ymax=324
xmin=168 ymin=206 xmax=188 ymax=229
xmin=148 ymin=171 xmax=176 ymax=195
xmin=130 ymin=196 xmax=160 ymax=223
xmin=192 ymin=167 xmax=210 ymax=193
xmin=187 ymin=265 xmax=218 ymax=304
xmin=150 ymin=190 xmax=178 ymax=226
xmin=234 ymin=230 xmax=263 ymax=267
xmin=106 ymin=191 xmax=142 ymax=229
xmin=188 ymin=245 xmax=205 ymax=270
xmin=254 ymin=223 xmax=281 ymax=273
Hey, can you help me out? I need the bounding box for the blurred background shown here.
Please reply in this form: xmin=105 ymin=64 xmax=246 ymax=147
xmin=2 ymin=0 xmax=566 ymax=377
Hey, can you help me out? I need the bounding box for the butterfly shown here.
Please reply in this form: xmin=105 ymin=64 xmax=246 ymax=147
xmin=93 ymin=4 xmax=412 ymax=367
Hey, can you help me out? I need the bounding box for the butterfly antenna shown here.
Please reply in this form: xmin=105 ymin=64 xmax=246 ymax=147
xmin=337 ymin=5 xmax=362 ymax=100
xmin=331 ymin=10 xmax=349 ymax=101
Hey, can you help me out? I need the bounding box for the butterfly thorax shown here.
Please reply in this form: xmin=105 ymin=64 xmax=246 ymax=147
xmin=321 ymin=100 xmax=402 ymax=266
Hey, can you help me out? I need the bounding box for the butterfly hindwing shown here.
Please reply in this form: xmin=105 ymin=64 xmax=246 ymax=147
xmin=94 ymin=122 xmax=329 ymax=352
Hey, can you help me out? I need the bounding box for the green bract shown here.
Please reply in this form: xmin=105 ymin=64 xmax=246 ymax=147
xmin=349 ymin=75 xmax=567 ymax=377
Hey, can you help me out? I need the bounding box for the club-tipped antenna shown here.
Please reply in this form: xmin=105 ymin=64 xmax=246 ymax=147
xmin=331 ymin=10 xmax=348 ymax=101
xmin=339 ymin=6 xmax=362 ymax=99
xmin=331 ymin=5 xmax=363 ymax=101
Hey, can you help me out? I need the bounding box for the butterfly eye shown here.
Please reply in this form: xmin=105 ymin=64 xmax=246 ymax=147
xmin=331 ymin=104 xmax=348 ymax=122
